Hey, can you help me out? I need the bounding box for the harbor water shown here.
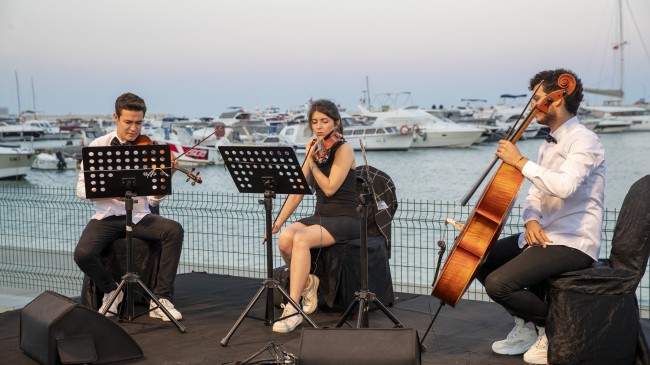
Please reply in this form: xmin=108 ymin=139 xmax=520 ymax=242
xmin=11 ymin=131 xmax=649 ymax=212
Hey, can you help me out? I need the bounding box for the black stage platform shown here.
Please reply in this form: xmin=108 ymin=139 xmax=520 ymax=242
xmin=3 ymin=272 xmax=649 ymax=364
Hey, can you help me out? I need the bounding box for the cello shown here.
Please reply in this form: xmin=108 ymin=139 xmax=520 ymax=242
xmin=431 ymin=73 xmax=577 ymax=307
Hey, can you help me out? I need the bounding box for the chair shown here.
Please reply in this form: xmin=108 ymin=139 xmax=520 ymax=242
xmin=545 ymin=175 xmax=650 ymax=365
xmin=80 ymin=206 xmax=169 ymax=311
xmin=80 ymin=237 xmax=164 ymax=310
xmin=311 ymin=165 xmax=397 ymax=311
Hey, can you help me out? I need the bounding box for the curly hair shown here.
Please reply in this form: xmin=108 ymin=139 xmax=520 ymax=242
xmin=529 ymin=69 xmax=583 ymax=115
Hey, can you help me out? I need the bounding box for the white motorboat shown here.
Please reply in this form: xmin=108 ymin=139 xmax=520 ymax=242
xmin=358 ymin=105 xmax=483 ymax=148
xmin=278 ymin=114 xmax=412 ymax=153
xmin=581 ymin=106 xmax=647 ymax=132
xmin=0 ymin=120 xmax=44 ymax=141
xmin=0 ymin=145 xmax=35 ymax=179
xmin=214 ymin=107 xmax=265 ymax=127
xmin=31 ymin=151 xmax=77 ymax=170
xmin=593 ymin=118 xmax=633 ymax=133
xmin=425 ymin=108 xmax=506 ymax=143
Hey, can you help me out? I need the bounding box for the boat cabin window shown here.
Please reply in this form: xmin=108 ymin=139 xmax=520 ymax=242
xmin=376 ymin=128 xmax=386 ymax=134
xmin=343 ymin=130 xmax=352 ymax=136
xmin=353 ymin=129 xmax=364 ymax=135
xmin=364 ymin=129 xmax=377 ymax=135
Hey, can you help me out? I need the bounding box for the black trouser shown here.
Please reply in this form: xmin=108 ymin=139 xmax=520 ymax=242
xmin=74 ymin=214 xmax=184 ymax=300
xmin=476 ymin=234 xmax=593 ymax=327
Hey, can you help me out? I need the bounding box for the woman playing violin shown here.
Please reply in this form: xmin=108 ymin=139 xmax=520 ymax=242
xmin=271 ymin=99 xmax=359 ymax=333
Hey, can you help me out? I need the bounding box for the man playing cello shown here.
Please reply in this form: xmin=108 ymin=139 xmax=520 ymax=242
xmin=476 ymin=69 xmax=606 ymax=364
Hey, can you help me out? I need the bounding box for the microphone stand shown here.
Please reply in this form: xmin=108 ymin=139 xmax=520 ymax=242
xmin=419 ymin=233 xmax=447 ymax=351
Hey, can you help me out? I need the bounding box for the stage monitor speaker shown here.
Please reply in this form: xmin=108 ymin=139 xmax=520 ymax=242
xmin=298 ymin=327 xmax=421 ymax=365
xmin=19 ymin=290 xmax=143 ymax=365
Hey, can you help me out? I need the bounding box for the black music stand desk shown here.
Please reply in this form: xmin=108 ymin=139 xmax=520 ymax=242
xmin=218 ymin=145 xmax=317 ymax=346
xmin=82 ymin=144 xmax=186 ymax=333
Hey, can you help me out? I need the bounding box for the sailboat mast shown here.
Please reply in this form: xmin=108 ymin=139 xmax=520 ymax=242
xmin=365 ymin=76 xmax=371 ymax=109
xmin=14 ymin=71 xmax=21 ymax=118
xmin=31 ymin=76 xmax=36 ymax=117
xmin=618 ymin=0 xmax=625 ymax=100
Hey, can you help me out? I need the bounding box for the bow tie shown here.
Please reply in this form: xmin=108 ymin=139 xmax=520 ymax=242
xmin=545 ymin=134 xmax=557 ymax=144
xmin=110 ymin=137 xmax=134 ymax=146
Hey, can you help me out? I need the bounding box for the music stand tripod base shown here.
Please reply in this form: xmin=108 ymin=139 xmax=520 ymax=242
xmin=218 ymin=145 xmax=317 ymax=346
xmin=82 ymin=145 xmax=186 ymax=333
xmin=335 ymin=180 xmax=403 ymax=329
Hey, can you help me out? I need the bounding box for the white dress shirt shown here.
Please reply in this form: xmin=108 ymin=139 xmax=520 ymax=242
xmin=519 ymin=117 xmax=606 ymax=260
xmin=76 ymin=131 xmax=164 ymax=223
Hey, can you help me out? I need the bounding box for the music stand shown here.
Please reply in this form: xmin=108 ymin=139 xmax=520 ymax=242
xmin=81 ymin=144 xmax=186 ymax=333
xmin=335 ymin=177 xmax=403 ymax=329
xmin=218 ymin=145 xmax=318 ymax=346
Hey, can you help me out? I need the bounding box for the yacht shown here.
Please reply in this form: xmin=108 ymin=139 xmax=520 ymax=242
xmin=0 ymin=144 xmax=35 ymax=179
xmin=357 ymin=105 xmax=483 ymax=148
xmin=0 ymin=120 xmax=44 ymax=141
xmin=31 ymin=151 xmax=77 ymax=170
xmin=581 ymin=106 xmax=644 ymax=132
xmin=278 ymin=114 xmax=412 ymax=153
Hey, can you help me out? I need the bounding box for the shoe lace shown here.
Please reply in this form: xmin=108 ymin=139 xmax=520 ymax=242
xmin=507 ymin=324 xmax=527 ymax=340
xmin=159 ymin=298 xmax=174 ymax=309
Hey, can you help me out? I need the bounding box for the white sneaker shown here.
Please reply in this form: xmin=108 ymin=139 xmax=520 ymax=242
xmin=272 ymin=304 xmax=303 ymax=333
xmin=149 ymin=298 xmax=183 ymax=322
xmin=492 ymin=317 xmax=537 ymax=355
xmin=98 ymin=288 xmax=123 ymax=317
xmin=301 ymin=274 xmax=319 ymax=314
xmin=523 ymin=327 xmax=548 ymax=364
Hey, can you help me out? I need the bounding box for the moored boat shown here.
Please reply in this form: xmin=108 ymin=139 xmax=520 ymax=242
xmin=0 ymin=145 xmax=35 ymax=179
xmin=31 ymin=151 xmax=77 ymax=170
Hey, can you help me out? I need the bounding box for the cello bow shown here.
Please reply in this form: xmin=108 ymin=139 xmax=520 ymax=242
xmin=431 ymin=74 xmax=577 ymax=307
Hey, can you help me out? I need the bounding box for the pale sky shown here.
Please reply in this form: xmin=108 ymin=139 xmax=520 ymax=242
xmin=1 ymin=0 xmax=649 ymax=117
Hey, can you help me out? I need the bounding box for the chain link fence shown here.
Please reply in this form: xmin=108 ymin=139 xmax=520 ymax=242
xmin=1 ymin=185 xmax=645 ymax=317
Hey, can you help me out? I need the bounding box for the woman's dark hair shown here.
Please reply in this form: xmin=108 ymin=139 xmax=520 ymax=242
xmin=115 ymin=92 xmax=147 ymax=117
xmin=529 ymin=68 xmax=583 ymax=115
xmin=307 ymin=99 xmax=343 ymax=134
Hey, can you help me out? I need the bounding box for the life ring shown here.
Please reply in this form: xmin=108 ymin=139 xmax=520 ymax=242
xmin=399 ymin=125 xmax=410 ymax=135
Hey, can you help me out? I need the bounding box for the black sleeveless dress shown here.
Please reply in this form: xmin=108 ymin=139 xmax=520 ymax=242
xmin=298 ymin=144 xmax=360 ymax=242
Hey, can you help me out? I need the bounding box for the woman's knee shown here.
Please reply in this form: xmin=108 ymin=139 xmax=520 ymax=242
xmin=277 ymin=233 xmax=293 ymax=255
xmin=292 ymin=231 xmax=314 ymax=250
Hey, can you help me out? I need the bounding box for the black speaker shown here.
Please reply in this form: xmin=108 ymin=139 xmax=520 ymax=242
xmin=19 ymin=291 xmax=143 ymax=365
xmin=298 ymin=328 xmax=421 ymax=365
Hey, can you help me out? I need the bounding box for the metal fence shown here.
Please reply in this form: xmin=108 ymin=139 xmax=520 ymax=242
xmin=1 ymin=185 xmax=646 ymax=318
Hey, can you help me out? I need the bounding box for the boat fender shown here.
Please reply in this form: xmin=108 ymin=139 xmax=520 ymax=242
xmin=399 ymin=125 xmax=410 ymax=135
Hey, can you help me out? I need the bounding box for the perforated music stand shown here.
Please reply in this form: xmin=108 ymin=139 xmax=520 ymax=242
xmin=218 ymin=145 xmax=317 ymax=346
xmin=81 ymin=144 xmax=186 ymax=333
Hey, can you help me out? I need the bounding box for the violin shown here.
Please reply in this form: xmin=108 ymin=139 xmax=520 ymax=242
xmin=133 ymin=135 xmax=203 ymax=185
xmin=311 ymin=130 xmax=344 ymax=166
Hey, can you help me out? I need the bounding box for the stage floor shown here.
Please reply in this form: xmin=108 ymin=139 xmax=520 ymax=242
xmin=2 ymin=272 xmax=649 ymax=364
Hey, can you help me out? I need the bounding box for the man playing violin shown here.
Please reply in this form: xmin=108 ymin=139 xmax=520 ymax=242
xmin=74 ymin=92 xmax=184 ymax=321
xmin=270 ymin=99 xmax=359 ymax=333
xmin=476 ymin=69 xmax=605 ymax=364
